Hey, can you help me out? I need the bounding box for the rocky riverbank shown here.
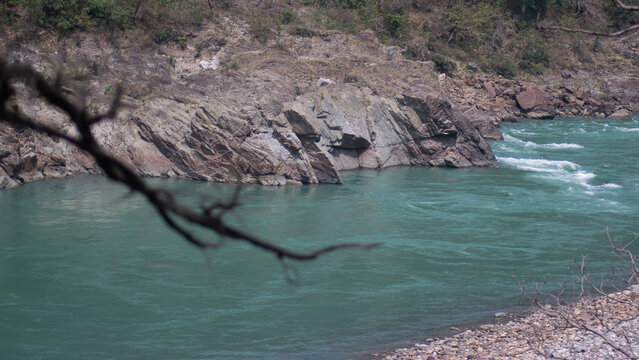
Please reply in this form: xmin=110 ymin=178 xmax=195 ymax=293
xmin=2 ymin=28 xmax=500 ymax=189
xmin=441 ymin=67 xmax=638 ymax=142
xmin=380 ymin=285 xmax=639 ymax=360
xmin=1 ymin=22 xmax=638 ymax=189
xmin=0 ymin=27 xmax=504 ymax=188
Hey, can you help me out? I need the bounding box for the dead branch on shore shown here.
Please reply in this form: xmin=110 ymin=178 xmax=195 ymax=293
xmin=0 ymin=60 xmax=380 ymax=262
xmin=536 ymin=0 xmax=639 ymax=37
xmin=519 ymin=229 xmax=639 ymax=359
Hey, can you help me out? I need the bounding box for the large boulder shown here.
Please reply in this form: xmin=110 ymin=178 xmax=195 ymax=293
xmin=280 ymin=89 xmax=495 ymax=173
xmin=516 ymin=86 xmax=546 ymax=110
xmin=515 ymin=85 xmax=555 ymax=119
xmin=608 ymin=108 xmax=632 ymax=120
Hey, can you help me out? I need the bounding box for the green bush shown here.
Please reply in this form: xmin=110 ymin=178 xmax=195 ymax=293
xmin=520 ymin=61 xmax=545 ymax=75
xmin=248 ymin=18 xmax=273 ymax=42
xmin=520 ymin=0 xmax=548 ymax=11
xmin=431 ymin=53 xmax=457 ymax=74
xmin=492 ymin=56 xmax=518 ymax=78
xmin=524 ymin=45 xmax=549 ymax=66
xmin=187 ymin=2 xmax=206 ymax=25
xmin=281 ymin=9 xmax=296 ymax=25
xmin=383 ymin=12 xmax=404 ymax=38
xmin=440 ymin=2 xmax=501 ymax=52
xmin=520 ymin=42 xmax=549 ymax=74
xmin=31 ymin=0 xmax=133 ymax=33
xmin=195 ymin=41 xmax=205 ymax=58
xmin=334 ymin=0 xmax=368 ymax=10
xmin=504 ymin=0 xmax=548 ymax=14
xmin=404 ymin=43 xmax=430 ymax=61
xmin=175 ymin=34 xmax=188 ymax=49
xmin=86 ymin=0 xmax=133 ymax=28
xmin=152 ymin=27 xmax=173 ymax=44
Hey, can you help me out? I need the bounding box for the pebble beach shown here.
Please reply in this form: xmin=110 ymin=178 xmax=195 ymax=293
xmin=381 ymin=285 xmax=639 ymax=360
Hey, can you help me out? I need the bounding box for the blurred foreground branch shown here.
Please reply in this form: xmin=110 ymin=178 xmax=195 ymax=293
xmin=0 ymin=61 xmax=380 ymax=260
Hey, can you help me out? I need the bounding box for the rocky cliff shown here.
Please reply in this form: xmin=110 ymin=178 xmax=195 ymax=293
xmin=4 ymin=22 xmax=635 ymax=189
xmin=0 ymin=82 xmax=494 ymax=188
xmin=0 ymin=33 xmax=495 ymax=189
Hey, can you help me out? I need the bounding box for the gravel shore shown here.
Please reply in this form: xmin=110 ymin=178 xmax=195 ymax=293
xmin=382 ymin=285 xmax=639 ymax=360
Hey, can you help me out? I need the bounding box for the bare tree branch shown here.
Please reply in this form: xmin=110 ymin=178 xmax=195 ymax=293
xmin=0 ymin=60 xmax=381 ymax=261
xmin=537 ymin=0 xmax=639 ymax=37
xmin=536 ymin=23 xmax=639 ymax=37
xmin=613 ymin=0 xmax=639 ymax=11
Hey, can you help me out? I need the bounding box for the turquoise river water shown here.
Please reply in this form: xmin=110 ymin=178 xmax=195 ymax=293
xmin=1 ymin=116 xmax=638 ymax=359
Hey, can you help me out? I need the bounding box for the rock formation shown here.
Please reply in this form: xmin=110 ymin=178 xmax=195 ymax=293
xmin=8 ymin=25 xmax=636 ymax=190
xmin=0 ymin=83 xmax=495 ymax=188
xmin=0 ymin=34 xmax=500 ymax=189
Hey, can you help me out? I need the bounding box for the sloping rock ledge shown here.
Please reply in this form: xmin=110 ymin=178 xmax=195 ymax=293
xmin=0 ymin=85 xmax=495 ymax=189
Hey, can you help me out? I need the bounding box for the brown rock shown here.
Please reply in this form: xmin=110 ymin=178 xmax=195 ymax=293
xmin=586 ymin=97 xmax=601 ymax=106
xmin=515 ymin=86 xmax=549 ymax=111
xmin=483 ymin=82 xmax=496 ymax=97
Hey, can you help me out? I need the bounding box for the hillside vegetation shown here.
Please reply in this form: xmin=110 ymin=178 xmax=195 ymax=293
xmin=1 ymin=0 xmax=638 ymax=78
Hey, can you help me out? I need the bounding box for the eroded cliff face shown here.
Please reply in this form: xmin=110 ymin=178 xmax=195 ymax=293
xmin=0 ymin=84 xmax=495 ymax=188
xmin=0 ymin=31 xmax=501 ymax=189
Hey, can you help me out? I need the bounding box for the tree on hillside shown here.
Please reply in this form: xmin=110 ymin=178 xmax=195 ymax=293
xmin=0 ymin=61 xmax=379 ymax=266
xmin=537 ymin=0 xmax=639 ymax=36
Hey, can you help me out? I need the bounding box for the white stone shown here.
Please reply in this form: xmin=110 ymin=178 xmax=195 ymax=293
xmin=317 ymin=77 xmax=335 ymax=88
xmin=199 ymin=58 xmax=219 ymax=70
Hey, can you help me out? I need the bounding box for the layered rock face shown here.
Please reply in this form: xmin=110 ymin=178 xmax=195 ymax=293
xmin=0 ymin=29 xmax=505 ymax=189
xmin=0 ymin=85 xmax=495 ymax=188
xmin=278 ymin=90 xmax=494 ymax=183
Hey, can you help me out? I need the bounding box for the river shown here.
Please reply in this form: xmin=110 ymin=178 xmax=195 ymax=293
xmin=1 ymin=116 xmax=638 ymax=359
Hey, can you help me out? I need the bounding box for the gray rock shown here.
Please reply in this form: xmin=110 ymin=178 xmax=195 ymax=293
xmin=608 ymin=108 xmax=632 ymax=120
xmin=1 ymin=45 xmax=496 ymax=189
xmin=280 ymin=90 xmax=495 ymax=174
xmin=463 ymin=108 xmax=503 ymax=141
xmin=526 ymin=110 xmax=555 ymax=119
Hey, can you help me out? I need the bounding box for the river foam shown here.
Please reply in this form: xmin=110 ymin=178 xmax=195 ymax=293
xmin=616 ymin=127 xmax=639 ymax=132
xmin=502 ymin=134 xmax=583 ymax=150
xmin=497 ymin=156 xmax=599 ymax=187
